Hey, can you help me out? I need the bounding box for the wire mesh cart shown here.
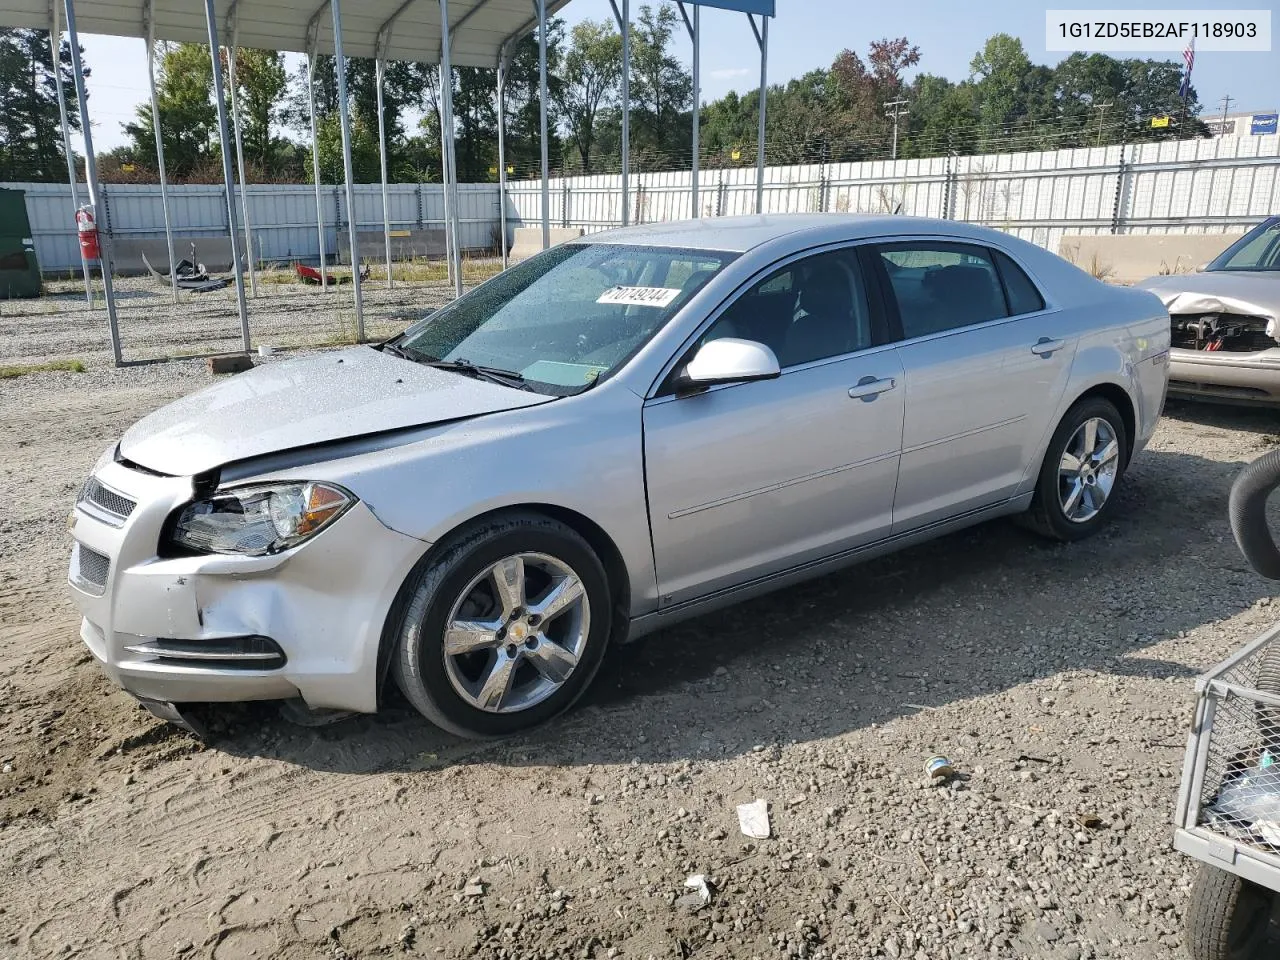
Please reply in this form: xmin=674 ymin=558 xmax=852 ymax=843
xmin=1176 ymin=450 xmax=1280 ymax=959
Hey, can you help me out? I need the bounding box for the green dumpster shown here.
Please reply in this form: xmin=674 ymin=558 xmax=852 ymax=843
xmin=0 ymin=188 xmax=42 ymax=299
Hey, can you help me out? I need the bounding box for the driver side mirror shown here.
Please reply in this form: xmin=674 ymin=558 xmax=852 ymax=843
xmin=675 ymin=338 xmax=781 ymax=394
xmin=1195 ymin=262 xmax=1208 ymax=273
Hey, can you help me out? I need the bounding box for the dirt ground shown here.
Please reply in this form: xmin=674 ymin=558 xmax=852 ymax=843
xmin=3 ymin=354 xmax=1280 ymax=960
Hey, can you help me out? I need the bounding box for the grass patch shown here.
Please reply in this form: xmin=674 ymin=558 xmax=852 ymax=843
xmin=0 ymin=359 xmax=87 ymax=379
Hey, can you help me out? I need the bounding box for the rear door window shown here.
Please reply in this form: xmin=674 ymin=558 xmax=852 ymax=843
xmin=876 ymin=242 xmax=1009 ymax=339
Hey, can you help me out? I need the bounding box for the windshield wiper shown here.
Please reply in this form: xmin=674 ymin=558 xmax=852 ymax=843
xmin=426 ymin=358 xmax=534 ymax=391
xmin=379 ymin=341 xmax=419 ymax=361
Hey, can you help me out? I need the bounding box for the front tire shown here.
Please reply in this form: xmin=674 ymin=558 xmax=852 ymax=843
xmin=1023 ymin=396 xmax=1128 ymax=542
xmin=392 ymin=512 xmax=612 ymax=739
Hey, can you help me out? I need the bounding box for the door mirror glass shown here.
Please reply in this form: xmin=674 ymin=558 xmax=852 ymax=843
xmin=680 ymin=338 xmax=780 ymax=390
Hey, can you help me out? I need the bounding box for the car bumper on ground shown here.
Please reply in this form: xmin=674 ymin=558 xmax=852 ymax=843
xmin=67 ymin=459 xmax=427 ymax=714
xmin=1168 ymin=348 xmax=1280 ymax=405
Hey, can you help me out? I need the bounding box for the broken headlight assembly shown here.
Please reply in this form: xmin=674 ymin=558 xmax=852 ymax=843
xmin=168 ymin=482 xmax=354 ymax=556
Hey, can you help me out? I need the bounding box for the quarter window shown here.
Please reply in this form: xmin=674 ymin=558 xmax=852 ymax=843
xmin=701 ymin=248 xmax=873 ymax=368
xmin=993 ymin=250 xmax=1046 ymax=315
xmin=877 ymin=242 xmax=1009 ymax=339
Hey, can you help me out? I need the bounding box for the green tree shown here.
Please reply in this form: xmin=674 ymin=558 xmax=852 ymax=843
xmin=899 ymin=73 xmax=980 ymax=157
xmin=765 ymin=70 xmax=834 ymax=163
xmin=232 ymin=48 xmax=287 ymax=172
xmin=1053 ymin=52 xmax=1208 ymax=145
xmin=558 ymin=19 xmax=621 ymax=174
xmin=0 ymin=28 xmax=82 ymax=182
xmin=122 ymin=42 xmax=216 ymax=179
xmin=628 ymin=3 xmax=692 ymax=167
xmin=311 ymin=112 xmax=380 ymax=184
xmin=968 ymin=34 xmax=1052 ymax=140
xmin=500 ymin=19 xmax=566 ymax=177
xmin=454 ymin=67 xmax=498 ymax=182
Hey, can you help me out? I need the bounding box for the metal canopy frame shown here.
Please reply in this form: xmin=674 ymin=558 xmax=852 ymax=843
xmin=6 ymin=0 xmax=775 ymax=366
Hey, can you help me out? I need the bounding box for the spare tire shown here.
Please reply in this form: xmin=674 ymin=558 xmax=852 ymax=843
xmin=1229 ymin=449 xmax=1280 ymax=581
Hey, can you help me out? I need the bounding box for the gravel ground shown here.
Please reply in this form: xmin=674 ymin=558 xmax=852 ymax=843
xmin=2 ymin=356 xmax=1280 ymax=960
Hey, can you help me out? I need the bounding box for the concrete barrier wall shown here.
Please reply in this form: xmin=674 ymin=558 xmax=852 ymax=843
xmin=1057 ymin=232 xmax=1246 ymax=283
xmin=336 ymin=228 xmax=447 ymax=264
xmin=509 ymin=226 xmax=585 ymax=261
xmin=110 ymin=236 xmax=239 ymax=276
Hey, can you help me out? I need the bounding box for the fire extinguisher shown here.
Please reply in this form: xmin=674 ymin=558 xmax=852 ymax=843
xmin=76 ymin=205 xmax=101 ymax=262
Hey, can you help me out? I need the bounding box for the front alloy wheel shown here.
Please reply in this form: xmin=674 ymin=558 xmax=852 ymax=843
xmin=392 ymin=513 xmax=612 ymax=738
xmin=442 ymin=553 xmax=590 ymax=714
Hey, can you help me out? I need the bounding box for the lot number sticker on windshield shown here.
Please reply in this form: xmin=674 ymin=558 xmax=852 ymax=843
xmin=596 ymin=285 xmax=681 ymax=307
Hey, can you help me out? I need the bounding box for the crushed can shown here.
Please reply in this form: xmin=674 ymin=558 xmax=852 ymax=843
xmin=925 ymin=755 xmax=956 ymax=780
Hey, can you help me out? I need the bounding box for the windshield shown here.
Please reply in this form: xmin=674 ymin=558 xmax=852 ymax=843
xmin=396 ymin=243 xmax=735 ymax=395
xmin=1207 ymin=218 xmax=1280 ymax=272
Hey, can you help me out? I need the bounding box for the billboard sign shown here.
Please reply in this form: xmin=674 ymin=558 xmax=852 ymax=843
xmin=1252 ymin=113 xmax=1279 ymax=136
xmin=687 ymin=0 xmax=775 ymax=14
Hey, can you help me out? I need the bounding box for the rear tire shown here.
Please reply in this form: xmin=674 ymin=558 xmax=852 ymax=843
xmin=1022 ymin=396 xmax=1128 ymax=542
xmin=1185 ymin=864 xmax=1274 ymax=960
xmin=392 ymin=512 xmax=612 ymax=739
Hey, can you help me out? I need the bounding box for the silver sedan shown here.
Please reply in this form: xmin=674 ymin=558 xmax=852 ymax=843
xmin=68 ymin=215 xmax=1171 ymax=738
xmin=1137 ymin=216 xmax=1280 ymax=406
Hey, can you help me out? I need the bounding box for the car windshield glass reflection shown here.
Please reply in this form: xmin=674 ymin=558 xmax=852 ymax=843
xmin=1207 ymin=219 xmax=1280 ymax=272
xmin=395 ymin=243 xmax=735 ymax=396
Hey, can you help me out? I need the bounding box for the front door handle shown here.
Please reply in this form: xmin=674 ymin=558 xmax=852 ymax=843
xmin=848 ymin=377 xmax=896 ymax=401
xmin=1031 ymin=337 xmax=1065 ymax=356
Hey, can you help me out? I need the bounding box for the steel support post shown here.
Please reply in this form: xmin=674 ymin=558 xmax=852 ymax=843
xmin=64 ymin=0 xmax=123 ymax=363
xmin=331 ymin=0 xmax=365 ymax=338
xmin=202 ymin=0 xmax=251 ymax=351
xmin=375 ymin=58 xmax=394 ymax=288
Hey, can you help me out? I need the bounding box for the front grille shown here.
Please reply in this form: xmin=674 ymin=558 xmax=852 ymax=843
xmin=1170 ymin=314 xmax=1278 ymax=354
xmin=74 ymin=543 xmax=110 ymax=591
xmin=79 ymin=477 xmax=136 ymax=523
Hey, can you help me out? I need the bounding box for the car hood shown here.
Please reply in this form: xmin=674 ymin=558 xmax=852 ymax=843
xmin=1137 ymin=271 xmax=1280 ymax=332
xmin=118 ymin=346 xmax=553 ymax=476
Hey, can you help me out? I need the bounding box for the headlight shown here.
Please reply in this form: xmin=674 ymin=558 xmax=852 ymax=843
xmin=170 ymin=482 xmax=354 ymax=556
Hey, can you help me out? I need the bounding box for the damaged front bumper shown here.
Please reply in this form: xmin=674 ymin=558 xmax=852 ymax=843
xmin=1167 ymin=347 xmax=1280 ymax=405
xmin=67 ymin=458 xmax=427 ymax=714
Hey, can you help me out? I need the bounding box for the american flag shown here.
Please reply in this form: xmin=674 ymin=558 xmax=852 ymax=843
xmin=1179 ymin=38 xmax=1195 ymax=99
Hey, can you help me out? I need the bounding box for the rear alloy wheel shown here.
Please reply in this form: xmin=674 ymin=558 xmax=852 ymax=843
xmin=1023 ymin=397 xmax=1128 ymax=541
xmin=392 ymin=513 xmax=612 ymax=738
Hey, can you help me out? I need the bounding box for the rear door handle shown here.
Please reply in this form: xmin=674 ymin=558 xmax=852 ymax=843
xmin=848 ymin=377 xmax=896 ymax=400
xmin=1031 ymin=337 xmax=1065 ymax=356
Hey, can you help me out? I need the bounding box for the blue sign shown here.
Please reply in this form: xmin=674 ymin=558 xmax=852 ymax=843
xmin=688 ymin=0 xmax=775 ymax=14
xmin=1251 ymin=114 xmax=1278 ymax=136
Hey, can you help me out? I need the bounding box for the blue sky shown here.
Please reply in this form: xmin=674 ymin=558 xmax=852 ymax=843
xmin=77 ymin=0 xmax=1278 ymax=151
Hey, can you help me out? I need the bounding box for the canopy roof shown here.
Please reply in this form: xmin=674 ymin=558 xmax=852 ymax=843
xmin=2 ymin=0 xmax=575 ymax=68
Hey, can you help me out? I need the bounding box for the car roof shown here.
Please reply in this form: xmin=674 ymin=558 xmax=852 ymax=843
xmin=582 ymin=213 xmax=1023 ymax=254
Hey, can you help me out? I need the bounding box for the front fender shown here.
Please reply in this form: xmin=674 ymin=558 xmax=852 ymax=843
xmin=236 ymin=383 xmax=661 ymax=620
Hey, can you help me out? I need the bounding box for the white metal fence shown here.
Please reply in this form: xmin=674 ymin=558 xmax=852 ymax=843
xmin=5 ymin=133 xmax=1278 ymax=275
xmin=506 ymin=134 xmax=1280 ymax=256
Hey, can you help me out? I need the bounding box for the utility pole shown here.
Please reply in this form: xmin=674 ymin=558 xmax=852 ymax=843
xmin=884 ymin=98 xmax=909 ymax=160
xmin=1217 ymin=94 xmax=1235 ymax=136
xmin=1094 ymin=102 xmax=1113 ymax=146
